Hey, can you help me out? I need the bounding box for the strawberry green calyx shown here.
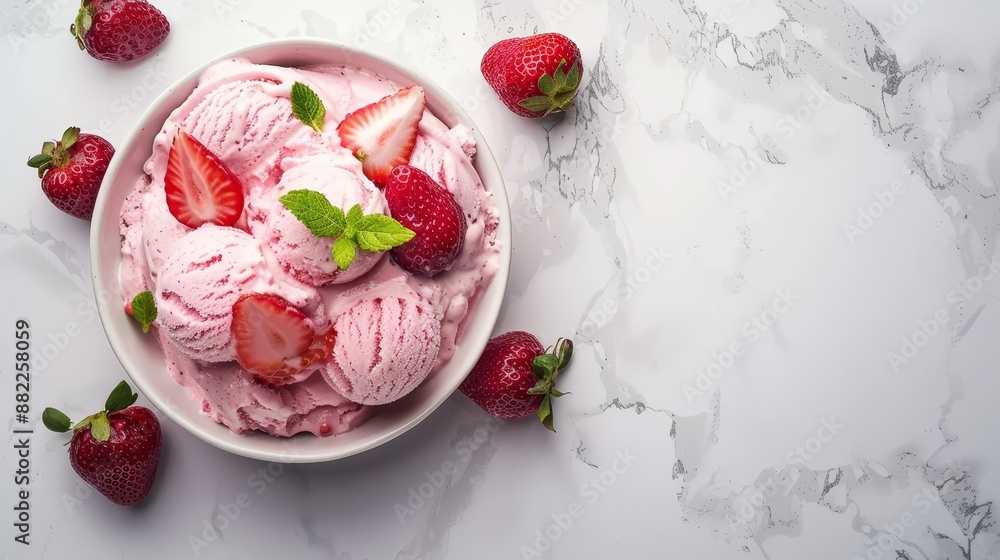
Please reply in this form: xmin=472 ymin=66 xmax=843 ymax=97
xmin=75 ymin=381 xmax=139 ymax=441
xmin=27 ymin=127 xmax=80 ymax=178
xmin=42 ymin=381 xmax=139 ymax=442
xmin=105 ymin=380 xmax=139 ymax=412
xmin=42 ymin=407 xmax=72 ymax=433
xmin=74 ymin=411 xmax=112 ymax=441
xmin=70 ymin=1 xmax=97 ymax=51
xmin=518 ymin=59 xmax=581 ymax=117
xmin=526 ymin=338 xmax=574 ymax=431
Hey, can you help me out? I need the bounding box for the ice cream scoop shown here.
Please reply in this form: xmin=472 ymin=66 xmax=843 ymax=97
xmin=154 ymin=226 xmax=267 ymax=363
xmin=324 ymin=280 xmax=442 ymax=405
xmin=177 ymin=63 xmax=303 ymax=183
xmin=256 ymin=151 xmax=387 ymax=286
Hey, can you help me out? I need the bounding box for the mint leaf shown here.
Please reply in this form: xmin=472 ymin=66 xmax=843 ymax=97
xmin=332 ymin=236 xmax=358 ymax=271
xmin=282 ymin=195 xmax=413 ymax=270
xmin=42 ymin=407 xmax=71 ymax=433
xmin=346 ymin=203 xmax=364 ymax=226
xmin=279 ymin=189 xmax=347 ymax=238
xmin=131 ymin=291 xmax=157 ymax=333
xmin=355 ymin=214 xmax=415 ymax=252
xmin=105 ymin=380 xmax=138 ymax=412
xmin=291 ymin=82 xmax=325 ymax=132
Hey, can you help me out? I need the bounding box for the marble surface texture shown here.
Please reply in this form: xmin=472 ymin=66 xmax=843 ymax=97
xmin=3 ymin=0 xmax=1000 ymax=558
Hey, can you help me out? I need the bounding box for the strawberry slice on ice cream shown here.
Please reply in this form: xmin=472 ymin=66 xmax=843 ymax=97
xmin=337 ymin=86 xmax=426 ymax=184
xmin=232 ymin=293 xmax=336 ymax=385
xmin=164 ymin=130 xmax=245 ymax=229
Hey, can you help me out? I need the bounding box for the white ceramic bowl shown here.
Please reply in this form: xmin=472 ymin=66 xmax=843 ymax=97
xmin=90 ymin=38 xmax=511 ymax=463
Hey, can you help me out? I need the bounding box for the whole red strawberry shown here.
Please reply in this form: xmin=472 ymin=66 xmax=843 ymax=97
xmin=70 ymin=0 xmax=170 ymax=63
xmin=27 ymin=127 xmax=114 ymax=220
xmin=43 ymin=381 xmax=162 ymax=506
xmin=460 ymin=332 xmax=573 ymax=430
xmin=385 ymin=164 xmax=467 ymax=277
xmin=481 ymin=32 xmax=582 ymax=118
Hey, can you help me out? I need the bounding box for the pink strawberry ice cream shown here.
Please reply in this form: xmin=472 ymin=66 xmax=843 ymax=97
xmin=118 ymin=58 xmax=501 ymax=438
xmin=156 ymin=226 xmax=265 ymax=363
xmin=324 ymin=277 xmax=442 ymax=405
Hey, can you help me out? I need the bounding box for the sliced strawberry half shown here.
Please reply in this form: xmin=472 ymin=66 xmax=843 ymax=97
xmin=263 ymin=328 xmax=338 ymax=385
xmin=231 ymin=294 xmax=336 ymax=385
xmin=336 ymin=86 xmax=426 ymax=185
xmin=164 ymin=130 xmax=244 ymax=228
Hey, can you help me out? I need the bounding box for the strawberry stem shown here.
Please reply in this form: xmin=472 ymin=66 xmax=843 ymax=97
xmin=43 ymin=380 xmax=138 ymax=442
xmin=538 ymin=394 xmax=554 ymax=431
xmin=528 ymin=338 xmax=574 ymax=431
xmin=71 ymin=4 xmax=95 ymax=50
xmin=50 ymin=145 xmax=71 ymax=168
xmin=75 ymin=412 xmax=111 ymax=442
xmin=517 ymin=59 xmax=582 ymax=117
xmin=28 ymin=127 xmax=79 ymax=177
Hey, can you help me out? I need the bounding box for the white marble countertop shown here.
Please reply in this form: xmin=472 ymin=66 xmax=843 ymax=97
xmin=3 ymin=0 xmax=1000 ymax=558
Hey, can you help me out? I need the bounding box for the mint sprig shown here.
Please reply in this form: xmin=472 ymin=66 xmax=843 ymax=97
xmin=130 ymin=291 xmax=157 ymax=333
xmin=279 ymin=189 xmax=415 ymax=270
xmin=291 ymin=82 xmax=325 ymax=132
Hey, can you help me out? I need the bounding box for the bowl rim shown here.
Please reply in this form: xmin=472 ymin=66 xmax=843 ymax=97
xmin=89 ymin=37 xmax=511 ymax=463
